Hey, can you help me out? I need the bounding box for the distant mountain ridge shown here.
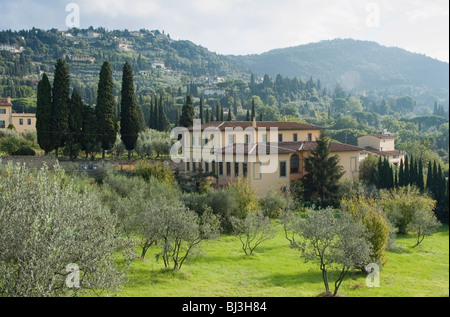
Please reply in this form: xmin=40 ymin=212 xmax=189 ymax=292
xmin=227 ymin=39 xmax=449 ymax=105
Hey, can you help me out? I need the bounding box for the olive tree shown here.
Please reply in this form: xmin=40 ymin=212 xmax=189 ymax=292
xmin=407 ymin=207 xmax=441 ymax=246
xmin=294 ymin=208 xmax=373 ymax=296
xmin=231 ymin=212 xmax=276 ymax=256
xmin=0 ymin=163 xmax=134 ymax=297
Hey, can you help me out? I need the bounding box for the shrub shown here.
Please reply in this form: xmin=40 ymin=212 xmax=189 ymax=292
xmin=259 ymin=189 xmax=288 ymax=218
xmin=341 ymin=195 xmax=390 ymax=267
xmin=380 ymin=186 xmax=436 ymax=235
xmin=133 ymin=160 xmax=175 ymax=185
xmin=13 ymin=145 xmax=36 ymax=156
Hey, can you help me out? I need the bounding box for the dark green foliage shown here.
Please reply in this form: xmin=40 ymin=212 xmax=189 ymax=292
xmin=120 ymin=62 xmax=139 ymax=158
xmin=80 ymin=104 xmax=98 ymax=158
xmin=251 ymin=98 xmax=255 ymax=121
xmin=36 ymin=73 xmax=53 ymax=155
xmin=67 ymin=89 xmax=84 ymax=159
xmin=179 ymin=95 xmax=195 ymax=127
xmin=51 ymin=59 xmax=70 ymax=156
xmin=96 ymin=61 xmax=117 ymax=158
xmin=302 ymin=132 xmax=345 ymax=206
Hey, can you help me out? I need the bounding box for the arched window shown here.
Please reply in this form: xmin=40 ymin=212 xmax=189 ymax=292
xmin=290 ymin=154 xmax=299 ymax=174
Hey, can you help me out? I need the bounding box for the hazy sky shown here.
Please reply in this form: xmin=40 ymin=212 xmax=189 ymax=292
xmin=1 ymin=0 xmax=448 ymax=62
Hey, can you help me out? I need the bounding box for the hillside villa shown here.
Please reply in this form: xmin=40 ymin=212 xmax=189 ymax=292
xmin=357 ymin=134 xmax=405 ymax=166
xmin=179 ymin=119 xmax=364 ymax=196
xmin=0 ymin=97 xmax=36 ymax=133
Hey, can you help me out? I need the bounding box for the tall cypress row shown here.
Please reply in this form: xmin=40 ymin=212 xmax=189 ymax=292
xmin=36 ymin=73 xmax=53 ymax=155
xmin=120 ymin=62 xmax=139 ymax=160
xmin=199 ymin=97 xmax=204 ymax=123
xmin=398 ymin=158 xmax=404 ymax=187
xmin=96 ymin=61 xmax=117 ymax=159
xmin=67 ymin=89 xmax=84 ymax=160
xmin=51 ymin=59 xmax=70 ymax=157
xmin=179 ymin=95 xmax=195 ymax=128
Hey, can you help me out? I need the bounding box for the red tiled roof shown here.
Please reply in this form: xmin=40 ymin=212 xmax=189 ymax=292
xmin=187 ymin=121 xmax=322 ymax=131
xmin=215 ymin=141 xmax=363 ymax=155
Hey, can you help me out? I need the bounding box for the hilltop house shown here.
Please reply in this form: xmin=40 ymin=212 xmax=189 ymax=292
xmin=181 ymin=119 xmax=364 ymax=196
xmin=0 ymin=97 xmax=36 ymax=133
xmin=357 ymin=134 xmax=405 ymax=166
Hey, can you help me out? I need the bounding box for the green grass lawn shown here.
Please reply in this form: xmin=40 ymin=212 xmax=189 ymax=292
xmin=118 ymin=224 xmax=449 ymax=297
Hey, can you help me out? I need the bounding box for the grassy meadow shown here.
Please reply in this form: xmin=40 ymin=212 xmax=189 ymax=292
xmin=118 ymin=224 xmax=449 ymax=297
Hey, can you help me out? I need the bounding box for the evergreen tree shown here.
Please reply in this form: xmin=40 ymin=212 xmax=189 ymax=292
xmin=158 ymin=100 xmax=170 ymax=132
xmin=404 ymin=155 xmax=410 ymax=186
xmin=398 ymin=158 xmax=404 ymax=187
xmin=205 ymin=108 xmax=210 ymax=123
xmin=96 ymin=61 xmax=117 ymax=159
xmin=251 ymin=98 xmax=256 ymax=121
xmin=426 ymin=161 xmax=433 ymax=192
xmin=246 ymin=109 xmax=250 ymax=121
xmin=179 ymin=95 xmax=195 ymax=127
xmin=80 ymin=104 xmax=98 ymax=159
xmin=67 ymin=89 xmax=84 ymax=160
xmin=51 ymin=59 xmax=70 ymax=157
xmin=227 ymin=108 xmax=232 ymax=121
xmin=120 ymin=62 xmax=139 ymax=160
xmin=175 ymin=110 xmax=180 ymax=127
xmin=137 ymin=104 xmax=146 ymax=132
xmin=302 ymin=132 xmax=345 ymax=205
xmin=36 ymin=73 xmax=53 ymax=155
xmin=417 ymin=159 xmax=424 ymax=191
xmin=220 ymin=104 xmax=224 ymax=121
xmin=215 ymin=101 xmax=220 ymax=122
xmin=199 ymin=97 xmax=204 ymax=123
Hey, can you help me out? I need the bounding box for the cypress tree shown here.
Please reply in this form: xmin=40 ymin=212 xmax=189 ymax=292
xmin=80 ymin=104 xmax=98 ymax=159
xmin=205 ymin=108 xmax=210 ymax=123
xmin=246 ymin=109 xmax=250 ymax=121
xmin=51 ymin=59 xmax=70 ymax=157
xmin=404 ymin=155 xmax=410 ymax=186
xmin=216 ymin=101 xmax=220 ymax=122
xmin=220 ymin=104 xmax=224 ymax=121
xmin=179 ymin=95 xmax=195 ymax=127
xmin=426 ymin=161 xmax=433 ymax=192
xmin=377 ymin=156 xmax=384 ymax=188
xmin=137 ymin=104 xmax=146 ymax=132
xmin=96 ymin=61 xmax=117 ymax=159
xmin=199 ymin=97 xmax=204 ymax=123
xmin=120 ymin=62 xmax=139 ymax=160
xmin=36 ymin=73 xmax=53 ymax=155
xmin=67 ymin=89 xmax=84 ymax=160
xmin=251 ymin=98 xmax=256 ymax=121
xmin=417 ymin=159 xmax=424 ymax=191
xmin=398 ymin=158 xmax=404 ymax=187
xmin=158 ymin=100 xmax=170 ymax=132
xmin=175 ymin=110 xmax=180 ymax=127
xmin=227 ymin=108 xmax=232 ymax=121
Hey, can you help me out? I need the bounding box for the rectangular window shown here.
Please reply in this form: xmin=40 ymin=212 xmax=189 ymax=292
xmin=278 ymin=134 xmax=283 ymax=143
xmin=192 ymin=135 xmax=195 ymax=146
xmin=228 ymin=134 xmax=234 ymax=145
xmin=212 ymin=161 xmax=216 ymax=174
xmin=219 ymin=162 xmax=223 ymax=176
xmin=293 ymin=133 xmax=298 ymax=142
xmin=243 ymin=163 xmax=248 ymax=177
xmin=279 ymin=161 xmax=287 ymax=178
xmin=193 ymin=162 xmax=197 ymax=171
xmin=234 ymin=162 xmax=239 ymax=177
xmin=0 ymin=109 xmax=6 ymax=114
xmin=308 ymin=133 xmax=313 ymax=142
xmin=27 ymin=119 xmax=31 ymax=125
xmin=0 ymin=120 xmax=5 ymax=129
xmin=262 ymin=134 xmax=267 ymax=143
xmin=205 ymin=162 xmax=209 ymax=173
xmin=254 ymin=162 xmax=262 ymax=180
xmin=226 ymin=162 xmax=231 ymax=176
xmin=186 ymin=162 xmax=190 ymax=172
xmin=245 ymin=134 xmax=250 ymax=144
xmin=19 ymin=119 xmax=23 ymax=125
xmin=350 ymin=157 xmax=357 ymax=172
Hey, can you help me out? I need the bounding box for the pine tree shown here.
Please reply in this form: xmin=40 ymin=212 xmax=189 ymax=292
xmin=179 ymin=95 xmax=195 ymax=127
xmin=96 ymin=61 xmax=117 ymax=159
xmin=51 ymin=59 xmax=70 ymax=157
xmin=302 ymin=132 xmax=345 ymax=205
xmin=36 ymin=73 xmax=53 ymax=155
xmin=120 ymin=62 xmax=139 ymax=160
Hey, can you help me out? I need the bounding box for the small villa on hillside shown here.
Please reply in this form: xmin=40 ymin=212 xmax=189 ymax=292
xmin=357 ymin=134 xmax=405 ymax=166
xmin=0 ymin=97 xmax=36 ymax=133
xmin=181 ymin=119 xmax=364 ymax=196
